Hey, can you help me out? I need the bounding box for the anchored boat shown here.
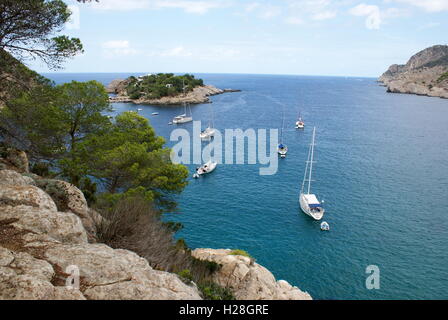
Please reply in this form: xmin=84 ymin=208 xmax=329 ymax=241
xmin=278 ymin=107 xmax=288 ymax=158
xmin=200 ymin=104 xmax=216 ymax=140
xmin=299 ymin=127 xmax=325 ymax=220
xmin=295 ymin=113 xmax=305 ymax=129
xmin=193 ymin=160 xmax=217 ymax=178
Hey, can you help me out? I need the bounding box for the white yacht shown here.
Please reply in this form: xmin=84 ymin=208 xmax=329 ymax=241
xmin=173 ymin=80 xmax=193 ymax=124
xmin=278 ymin=109 xmax=288 ymax=158
xmin=299 ymin=127 xmax=325 ymax=220
xmin=172 ymin=103 xmax=193 ymax=124
xmin=200 ymin=103 xmax=216 ymax=140
xmin=295 ymin=113 xmax=305 ymax=129
xmin=193 ymin=160 xmax=217 ymax=178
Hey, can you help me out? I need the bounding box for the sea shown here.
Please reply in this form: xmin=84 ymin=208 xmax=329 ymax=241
xmin=45 ymin=72 xmax=448 ymax=300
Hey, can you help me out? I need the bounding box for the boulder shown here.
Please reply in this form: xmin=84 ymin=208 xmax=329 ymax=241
xmin=0 ymin=205 xmax=88 ymax=244
xmin=0 ymin=185 xmax=57 ymax=211
xmin=0 ymin=170 xmax=30 ymax=186
xmin=35 ymin=179 xmax=97 ymax=242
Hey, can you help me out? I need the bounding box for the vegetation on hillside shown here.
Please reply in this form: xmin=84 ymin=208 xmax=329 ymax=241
xmin=125 ymin=73 xmax=204 ymax=100
xmin=0 ymin=0 xmax=234 ymax=300
xmin=437 ymin=71 xmax=448 ymax=83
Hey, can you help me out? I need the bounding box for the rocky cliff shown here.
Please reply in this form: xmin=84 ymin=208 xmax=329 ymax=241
xmin=379 ymin=45 xmax=448 ymax=99
xmin=192 ymin=249 xmax=312 ymax=300
xmin=0 ymin=148 xmax=311 ymax=300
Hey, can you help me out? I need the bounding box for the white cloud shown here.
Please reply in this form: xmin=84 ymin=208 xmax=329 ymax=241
xmin=91 ymin=0 xmax=151 ymax=11
xmin=102 ymin=40 xmax=139 ymax=57
xmin=160 ymin=46 xmax=193 ymax=57
xmin=91 ymin=0 xmax=229 ymax=14
xmin=285 ymin=0 xmax=337 ymax=24
xmin=155 ymin=0 xmax=228 ymax=14
xmin=285 ymin=16 xmax=304 ymax=25
xmin=349 ymin=4 xmax=382 ymax=30
xmin=312 ymin=10 xmax=337 ymax=20
xmin=243 ymin=2 xmax=281 ymax=19
xmin=389 ymin=0 xmax=448 ymax=12
xmin=258 ymin=5 xmax=282 ymax=19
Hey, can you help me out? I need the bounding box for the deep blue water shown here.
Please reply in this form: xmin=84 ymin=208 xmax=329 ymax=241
xmin=45 ymin=73 xmax=448 ymax=300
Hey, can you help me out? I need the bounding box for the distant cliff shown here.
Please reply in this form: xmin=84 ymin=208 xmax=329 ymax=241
xmin=378 ymin=45 xmax=448 ymax=99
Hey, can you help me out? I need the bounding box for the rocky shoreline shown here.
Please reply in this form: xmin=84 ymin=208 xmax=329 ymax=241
xmin=107 ymin=79 xmax=240 ymax=105
xmin=378 ymin=45 xmax=448 ymax=99
xmin=0 ymin=147 xmax=310 ymax=300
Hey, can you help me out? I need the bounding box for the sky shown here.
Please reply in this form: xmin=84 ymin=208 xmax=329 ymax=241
xmin=30 ymin=0 xmax=448 ymax=77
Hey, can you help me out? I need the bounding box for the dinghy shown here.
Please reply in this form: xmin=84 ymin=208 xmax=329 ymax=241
xmin=320 ymin=221 xmax=330 ymax=231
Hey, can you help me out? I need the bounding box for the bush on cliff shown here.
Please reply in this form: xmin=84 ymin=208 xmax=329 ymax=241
xmin=94 ymin=194 xmax=234 ymax=300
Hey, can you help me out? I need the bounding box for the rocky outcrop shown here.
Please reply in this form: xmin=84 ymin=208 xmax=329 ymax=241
xmin=379 ymin=45 xmax=448 ymax=99
xmin=107 ymin=79 xmax=240 ymax=105
xmin=0 ymin=156 xmax=202 ymax=300
xmin=35 ymin=179 xmax=97 ymax=242
xmin=192 ymin=249 xmax=312 ymax=300
xmin=0 ymin=150 xmax=311 ymax=300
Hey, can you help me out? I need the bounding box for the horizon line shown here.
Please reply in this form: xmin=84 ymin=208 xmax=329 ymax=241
xmin=40 ymin=71 xmax=379 ymax=79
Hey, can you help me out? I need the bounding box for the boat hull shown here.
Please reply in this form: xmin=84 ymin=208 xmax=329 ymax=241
xmin=196 ymin=161 xmax=217 ymax=176
xmin=299 ymin=193 xmax=324 ymax=220
xmin=173 ymin=117 xmax=193 ymax=124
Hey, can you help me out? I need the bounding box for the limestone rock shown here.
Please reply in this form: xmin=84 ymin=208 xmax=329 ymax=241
xmin=35 ymin=179 xmax=96 ymax=242
xmin=1 ymin=205 xmax=88 ymax=244
xmin=0 ymin=185 xmax=57 ymax=211
xmin=0 ymin=170 xmax=30 ymax=186
xmin=192 ymin=248 xmax=312 ymax=300
xmin=379 ymin=45 xmax=448 ymax=99
xmin=44 ymin=244 xmax=201 ymax=300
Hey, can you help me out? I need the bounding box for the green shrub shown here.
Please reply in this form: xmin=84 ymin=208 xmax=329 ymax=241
xmin=437 ymin=72 xmax=448 ymax=83
xmin=198 ymin=282 xmax=235 ymax=300
xmin=229 ymin=249 xmax=252 ymax=258
xmin=177 ymin=269 xmax=193 ymax=284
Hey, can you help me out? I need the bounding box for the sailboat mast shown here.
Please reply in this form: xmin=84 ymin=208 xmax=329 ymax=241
xmin=307 ymin=127 xmax=316 ymax=194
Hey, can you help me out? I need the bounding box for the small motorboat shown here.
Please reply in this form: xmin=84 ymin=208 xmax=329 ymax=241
xmin=278 ymin=143 xmax=288 ymax=158
xmin=193 ymin=160 xmax=217 ymax=178
xmin=137 ymin=108 xmax=143 ymax=111
xmin=320 ymin=221 xmax=330 ymax=231
xmin=152 ymin=112 xmax=159 ymax=116
xmin=295 ymin=116 xmax=305 ymax=129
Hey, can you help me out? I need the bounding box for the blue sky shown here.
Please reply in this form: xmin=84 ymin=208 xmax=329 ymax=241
xmin=31 ymin=0 xmax=448 ymax=77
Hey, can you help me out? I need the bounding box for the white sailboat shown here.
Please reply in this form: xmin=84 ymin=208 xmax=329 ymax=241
xmin=278 ymin=109 xmax=288 ymax=158
xmin=172 ymin=80 xmax=193 ymax=124
xmin=172 ymin=103 xmax=193 ymax=124
xmin=200 ymin=104 xmax=216 ymax=140
xmin=299 ymin=127 xmax=325 ymax=220
xmin=193 ymin=160 xmax=217 ymax=178
xmin=295 ymin=112 xmax=305 ymax=129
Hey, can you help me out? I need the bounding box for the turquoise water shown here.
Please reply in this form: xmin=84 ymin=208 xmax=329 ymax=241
xmin=47 ymin=73 xmax=448 ymax=299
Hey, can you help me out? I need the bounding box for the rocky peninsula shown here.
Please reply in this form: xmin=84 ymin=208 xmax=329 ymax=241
xmin=0 ymin=148 xmax=310 ymax=300
xmin=378 ymin=45 xmax=448 ymax=99
xmin=107 ymin=75 xmax=240 ymax=105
